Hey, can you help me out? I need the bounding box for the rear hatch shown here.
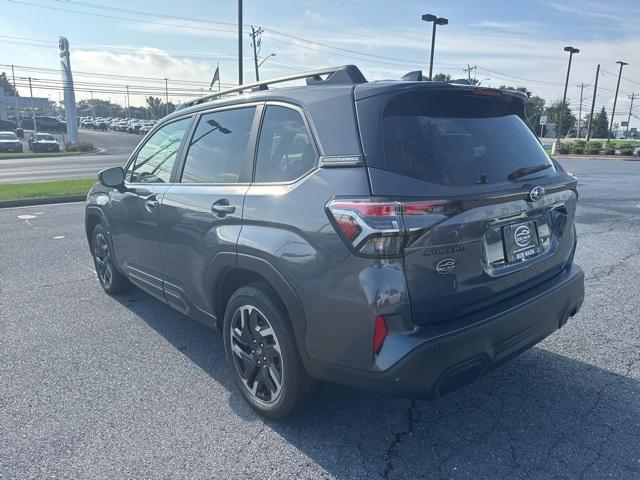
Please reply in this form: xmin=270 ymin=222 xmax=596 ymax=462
xmin=355 ymin=85 xmax=578 ymax=325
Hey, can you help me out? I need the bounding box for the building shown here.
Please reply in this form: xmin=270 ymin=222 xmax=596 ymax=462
xmin=0 ymin=89 xmax=53 ymax=121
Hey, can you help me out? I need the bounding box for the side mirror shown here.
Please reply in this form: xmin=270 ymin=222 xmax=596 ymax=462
xmin=98 ymin=166 xmax=126 ymax=190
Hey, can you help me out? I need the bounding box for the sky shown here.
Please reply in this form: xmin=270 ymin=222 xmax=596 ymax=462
xmin=1 ymin=0 xmax=639 ymax=127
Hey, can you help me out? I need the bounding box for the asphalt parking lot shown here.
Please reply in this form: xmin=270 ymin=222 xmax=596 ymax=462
xmin=1 ymin=158 xmax=639 ymax=479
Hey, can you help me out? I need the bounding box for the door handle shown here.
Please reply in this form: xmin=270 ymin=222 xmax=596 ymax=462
xmin=212 ymin=199 xmax=236 ymax=217
xmin=143 ymin=193 xmax=160 ymax=212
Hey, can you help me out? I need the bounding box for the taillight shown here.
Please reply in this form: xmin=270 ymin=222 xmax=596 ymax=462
xmin=326 ymin=198 xmax=456 ymax=258
xmin=373 ymin=315 xmax=388 ymax=355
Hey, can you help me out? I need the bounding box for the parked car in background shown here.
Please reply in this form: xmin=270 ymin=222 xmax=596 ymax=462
xmin=138 ymin=121 xmax=155 ymax=135
xmin=86 ymin=65 xmax=584 ymax=419
xmin=28 ymin=132 xmax=60 ymax=152
xmin=0 ymin=119 xmax=18 ymax=132
xmin=21 ymin=116 xmax=67 ymax=133
xmin=0 ymin=131 xmax=23 ymax=153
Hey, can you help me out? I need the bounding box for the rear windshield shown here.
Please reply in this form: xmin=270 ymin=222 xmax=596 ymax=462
xmin=37 ymin=134 xmax=54 ymax=140
xmin=379 ymin=91 xmax=555 ymax=186
xmin=0 ymin=133 xmax=17 ymax=140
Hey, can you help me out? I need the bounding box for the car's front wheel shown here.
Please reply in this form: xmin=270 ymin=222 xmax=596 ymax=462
xmin=223 ymin=284 xmax=316 ymax=420
xmin=91 ymin=223 xmax=132 ymax=294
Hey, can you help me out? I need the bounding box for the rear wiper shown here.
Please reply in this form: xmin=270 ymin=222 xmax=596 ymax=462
xmin=507 ymin=163 xmax=553 ymax=181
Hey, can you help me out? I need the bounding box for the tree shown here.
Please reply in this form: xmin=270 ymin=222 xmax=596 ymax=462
xmin=432 ymin=73 xmax=452 ymax=82
xmin=544 ymin=100 xmax=576 ymax=137
xmin=591 ymin=107 xmax=609 ymax=139
xmin=145 ymin=96 xmax=163 ymax=119
xmin=498 ymin=85 xmax=546 ymax=128
xmin=0 ymin=72 xmax=18 ymax=97
xmin=77 ymin=98 xmax=123 ymax=117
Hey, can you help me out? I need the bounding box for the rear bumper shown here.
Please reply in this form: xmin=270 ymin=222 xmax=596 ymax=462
xmin=305 ymin=264 xmax=584 ymax=398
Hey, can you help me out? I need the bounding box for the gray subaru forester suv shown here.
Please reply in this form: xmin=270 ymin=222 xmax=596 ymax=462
xmin=86 ymin=65 xmax=584 ymax=419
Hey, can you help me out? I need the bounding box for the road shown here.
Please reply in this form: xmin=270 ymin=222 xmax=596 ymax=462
xmin=1 ymin=158 xmax=639 ymax=479
xmin=0 ymin=154 xmax=127 ymax=183
xmin=0 ymin=130 xmax=139 ymax=183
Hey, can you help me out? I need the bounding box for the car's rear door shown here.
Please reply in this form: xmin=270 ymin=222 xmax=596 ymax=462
xmin=159 ymin=104 xmax=259 ymax=320
xmin=356 ymin=87 xmax=578 ymax=325
xmin=109 ymin=116 xmax=192 ymax=300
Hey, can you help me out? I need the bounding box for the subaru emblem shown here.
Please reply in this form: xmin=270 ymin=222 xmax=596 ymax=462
xmin=529 ymin=186 xmax=545 ymax=202
xmin=436 ymin=258 xmax=456 ymax=275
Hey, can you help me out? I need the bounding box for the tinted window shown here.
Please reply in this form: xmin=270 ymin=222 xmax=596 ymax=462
xmin=379 ymin=91 xmax=554 ymax=186
xmin=181 ymin=107 xmax=255 ymax=184
xmin=129 ymin=117 xmax=191 ymax=183
xmin=254 ymin=106 xmax=316 ymax=183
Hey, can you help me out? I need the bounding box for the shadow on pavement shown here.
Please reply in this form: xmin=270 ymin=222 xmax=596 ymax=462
xmin=116 ymin=289 xmax=640 ymax=480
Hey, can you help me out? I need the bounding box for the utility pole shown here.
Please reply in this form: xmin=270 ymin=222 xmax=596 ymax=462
xmin=28 ymin=76 xmax=36 ymax=133
xmin=126 ymin=85 xmax=130 ymax=119
xmin=250 ymin=26 xmax=264 ymax=82
xmin=608 ymin=60 xmax=628 ymax=141
xmin=626 ymin=93 xmax=635 ymax=134
xmin=238 ymin=0 xmax=243 ymax=86
xmin=586 ymin=64 xmax=600 ymax=142
xmin=90 ymin=90 xmax=94 ymax=118
xmin=164 ymin=78 xmax=169 ymax=115
xmin=11 ymin=64 xmax=19 ymax=122
xmin=577 ymin=82 xmax=589 ymax=138
xmin=463 ymin=64 xmax=477 ymax=83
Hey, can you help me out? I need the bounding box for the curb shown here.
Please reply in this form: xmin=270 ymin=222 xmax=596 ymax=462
xmin=0 ymin=195 xmax=86 ymax=209
xmin=553 ymin=155 xmax=640 ymax=161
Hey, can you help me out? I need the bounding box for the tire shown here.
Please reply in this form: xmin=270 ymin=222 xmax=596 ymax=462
xmin=223 ymin=284 xmax=316 ymax=420
xmin=91 ymin=223 xmax=133 ymax=294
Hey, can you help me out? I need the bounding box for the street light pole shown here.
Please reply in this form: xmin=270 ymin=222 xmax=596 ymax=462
xmin=586 ymin=64 xmax=600 ymax=142
xmin=238 ymin=0 xmax=243 ymax=86
xmin=421 ymin=14 xmax=448 ymax=81
xmin=608 ymin=60 xmax=628 ymax=140
xmin=557 ymin=46 xmax=579 ymax=145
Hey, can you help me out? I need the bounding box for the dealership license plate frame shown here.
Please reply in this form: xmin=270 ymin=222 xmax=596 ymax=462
xmin=502 ymin=219 xmax=542 ymax=263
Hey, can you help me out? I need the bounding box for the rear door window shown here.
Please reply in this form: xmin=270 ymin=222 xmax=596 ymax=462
xmin=180 ymin=107 xmax=256 ymax=184
xmin=378 ymin=91 xmax=555 ymax=186
xmin=254 ymin=106 xmax=317 ymax=183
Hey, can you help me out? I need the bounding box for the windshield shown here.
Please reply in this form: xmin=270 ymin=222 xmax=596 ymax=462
xmin=0 ymin=133 xmax=17 ymax=140
xmin=37 ymin=134 xmax=55 ymax=141
xmin=379 ymin=91 xmax=555 ymax=186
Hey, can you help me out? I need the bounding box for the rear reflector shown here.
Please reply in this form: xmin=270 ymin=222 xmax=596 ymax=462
xmin=373 ymin=315 xmax=388 ymax=354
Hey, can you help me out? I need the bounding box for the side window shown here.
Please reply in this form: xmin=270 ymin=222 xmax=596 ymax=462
xmin=180 ymin=107 xmax=256 ymax=184
xmin=254 ymin=106 xmax=317 ymax=183
xmin=129 ymin=117 xmax=191 ymax=183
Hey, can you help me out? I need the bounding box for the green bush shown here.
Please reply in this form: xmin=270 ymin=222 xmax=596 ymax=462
xmin=604 ymin=145 xmax=615 ymax=155
xmin=587 ymin=141 xmax=602 ymax=154
xmin=64 ymin=141 xmax=95 ymax=152
xmin=572 ymin=147 xmax=584 ymax=154
xmin=620 ymin=149 xmax=634 ymax=156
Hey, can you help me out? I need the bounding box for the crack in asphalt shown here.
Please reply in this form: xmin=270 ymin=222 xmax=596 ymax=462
xmin=585 ymin=251 xmax=640 ymax=283
xmin=383 ymin=400 xmax=420 ymax=479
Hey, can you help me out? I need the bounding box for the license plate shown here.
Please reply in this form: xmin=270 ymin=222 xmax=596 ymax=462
xmin=502 ymin=220 xmax=541 ymax=263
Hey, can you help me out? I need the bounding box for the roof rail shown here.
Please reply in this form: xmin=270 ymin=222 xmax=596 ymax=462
xmin=181 ymin=65 xmax=366 ymax=109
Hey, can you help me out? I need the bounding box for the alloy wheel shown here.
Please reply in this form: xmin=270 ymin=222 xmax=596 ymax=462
xmin=230 ymin=305 xmax=283 ymax=403
xmin=93 ymin=233 xmax=113 ymax=289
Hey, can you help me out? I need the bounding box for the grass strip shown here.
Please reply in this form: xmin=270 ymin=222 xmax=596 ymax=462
xmin=0 ymin=178 xmax=95 ymax=201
